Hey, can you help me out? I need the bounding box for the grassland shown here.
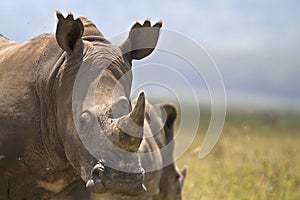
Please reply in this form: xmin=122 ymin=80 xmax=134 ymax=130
xmin=176 ymin=108 xmax=300 ymax=200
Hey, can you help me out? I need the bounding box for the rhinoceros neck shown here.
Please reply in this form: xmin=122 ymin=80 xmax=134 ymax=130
xmin=0 ymin=33 xmax=77 ymax=185
xmin=34 ymin=35 xmax=70 ymax=165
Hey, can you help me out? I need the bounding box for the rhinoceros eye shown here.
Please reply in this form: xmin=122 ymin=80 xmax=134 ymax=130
xmin=78 ymin=111 xmax=93 ymax=134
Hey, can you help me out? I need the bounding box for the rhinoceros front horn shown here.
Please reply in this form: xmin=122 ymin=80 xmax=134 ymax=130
xmin=115 ymin=92 xmax=145 ymax=152
xmin=130 ymin=92 xmax=145 ymax=127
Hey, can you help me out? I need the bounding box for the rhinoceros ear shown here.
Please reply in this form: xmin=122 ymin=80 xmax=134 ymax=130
xmin=120 ymin=20 xmax=162 ymax=63
xmin=56 ymin=11 xmax=84 ymax=55
xmin=160 ymin=104 xmax=177 ymax=143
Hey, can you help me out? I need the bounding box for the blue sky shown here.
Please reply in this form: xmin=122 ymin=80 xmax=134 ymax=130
xmin=1 ymin=1 xmax=299 ymax=109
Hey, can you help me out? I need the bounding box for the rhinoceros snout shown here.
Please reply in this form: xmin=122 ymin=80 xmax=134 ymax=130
xmin=86 ymin=161 xmax=146 ymax=196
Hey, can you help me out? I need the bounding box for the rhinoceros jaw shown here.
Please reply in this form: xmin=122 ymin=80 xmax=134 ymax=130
xmin=86 ymin=161 xmax=146 ymax=196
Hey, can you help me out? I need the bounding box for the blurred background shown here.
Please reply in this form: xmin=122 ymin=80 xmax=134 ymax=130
xmin=1 ymin=1 xmax=299 ymax=199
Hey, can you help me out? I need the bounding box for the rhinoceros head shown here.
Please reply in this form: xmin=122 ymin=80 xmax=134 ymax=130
xmin=54 ymin=12 xmax=162 ymax=196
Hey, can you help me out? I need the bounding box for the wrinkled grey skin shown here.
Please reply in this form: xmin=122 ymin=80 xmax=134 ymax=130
xmin=0 ymin=12 xmax=163 ymax=199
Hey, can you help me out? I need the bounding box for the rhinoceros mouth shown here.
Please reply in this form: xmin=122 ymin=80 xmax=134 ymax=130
xmin=86 ymin=161 xmax=146 ymax=196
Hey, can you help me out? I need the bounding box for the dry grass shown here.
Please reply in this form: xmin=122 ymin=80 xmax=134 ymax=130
xmin=176 ymin=108 xmax=300 ymax=200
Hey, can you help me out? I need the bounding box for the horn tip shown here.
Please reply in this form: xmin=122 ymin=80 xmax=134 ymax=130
xmin=138 ymin=91 xmax=145 ymax=99
xmin=136 ymin=91 xmax=145 ymax=107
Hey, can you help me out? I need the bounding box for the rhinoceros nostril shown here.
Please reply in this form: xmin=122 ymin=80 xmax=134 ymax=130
xmin=86 ymin=176 xmax=101 ymax=188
